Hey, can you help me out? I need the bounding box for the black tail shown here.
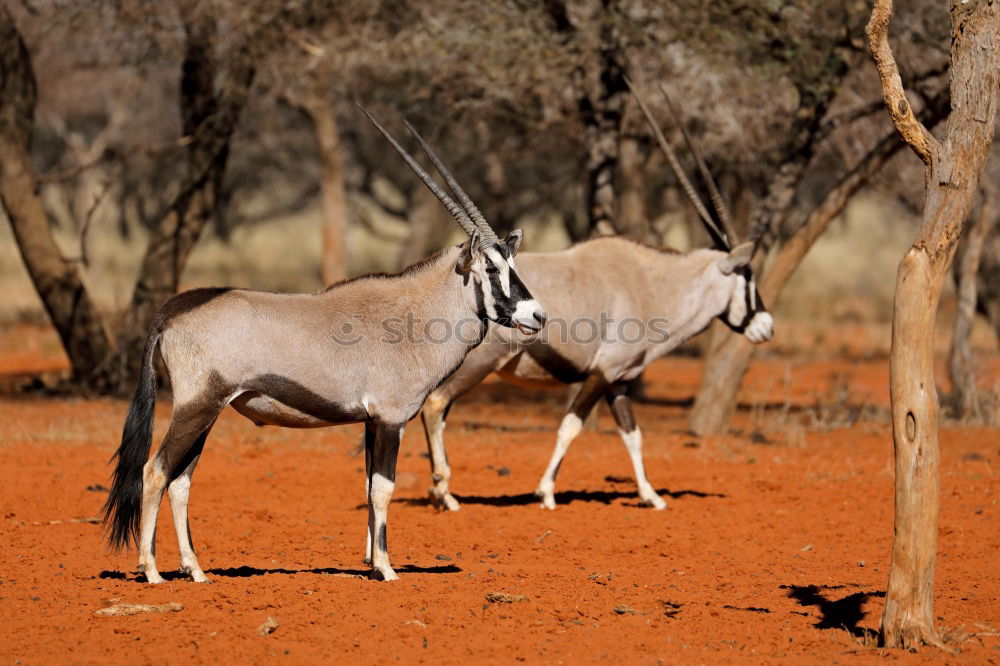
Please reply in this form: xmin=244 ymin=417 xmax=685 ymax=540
xmin=103 ymin=331 xmax=159 ymax=551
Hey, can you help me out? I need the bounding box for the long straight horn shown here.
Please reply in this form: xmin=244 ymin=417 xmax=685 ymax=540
xmin=400 ymin=116 xmax=498 ymax=247
xmin=658 ymin=82 xmax=738 ymax=244
xmin=356 ymin=103 xmax=478 ymax=238
xmin=624 ymin=76 xmax=730 ymax=250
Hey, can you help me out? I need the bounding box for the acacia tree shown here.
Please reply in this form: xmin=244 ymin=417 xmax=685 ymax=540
xmin=682 ymin=0 xmax=867 ymax=433
xmin=545 ymin=0 xmax=630 ymax=238
xmin=1 ymin=1 xmax=317 ymax=391
xmin=114 ymin=0 xmax=259 ymax=383
xmin=867 ymin=0 xmax=1000 ymax=648
xmin=680 ymin=0 xmax=955 ymax=435
xmin=0 ymin=4 xmax=114 ymax=389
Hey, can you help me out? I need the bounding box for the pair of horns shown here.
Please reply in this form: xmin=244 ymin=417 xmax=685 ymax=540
xmin=357 ymin=103 xmax=498 ymax=250
xmin=626 ymin=76 xmax=757 ymax=254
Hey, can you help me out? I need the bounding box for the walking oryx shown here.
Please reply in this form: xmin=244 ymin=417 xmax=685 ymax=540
xmin=418 ymin=81 xmax=774 ymax=512
xmin=103 ymin=106 xmax=546 ymax=583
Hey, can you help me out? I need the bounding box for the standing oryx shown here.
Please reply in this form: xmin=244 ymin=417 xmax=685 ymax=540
xmin=420 ymin=238 xmax=772 ymax=511
xmin=418 ymin=81 xmax=774 ymax=512
xmin=102 ymin=106 xmax=546 ymax=583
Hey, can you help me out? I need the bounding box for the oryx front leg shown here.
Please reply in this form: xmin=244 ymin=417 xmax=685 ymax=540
xmin=421 ymin=392 xmax=459 ymax=511
xmin=363 ymin=423 xmax=375 ymax=565
xmin=535 ymin=375 xmax=606 ymax=509
xmin=367 ymin=422 xmax=403 ymax=581
xmin=167 ymin=431 xmax=210 ymax=582
xmin=606 ymin=387 xmax=665 ymax=510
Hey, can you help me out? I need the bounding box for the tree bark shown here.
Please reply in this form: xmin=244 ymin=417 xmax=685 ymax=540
xmin=0 ymin=6 xmax=113 ymax=389
xmin=580 ymin=14 xmax=627 ymax=237
xmin=948 ymin=191 xmax=995 ymax=420
xmin=868 ymin=0 xmax=1000 ymax=649
xmin=115 ymin=3 xmax=255 ymax=388
xmin=303 ymin=96 xmax=349 ymax=285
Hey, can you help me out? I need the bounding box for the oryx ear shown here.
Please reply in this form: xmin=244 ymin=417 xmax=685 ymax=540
xmin=718 ymin=241 xmax=754 ymax=275
xmin=459 ymin=230 xmax=483 ymax=269
xmin=504 ymin=229 xmax=523 ymax=257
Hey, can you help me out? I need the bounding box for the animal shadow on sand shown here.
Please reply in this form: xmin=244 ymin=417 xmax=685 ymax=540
xmin=782 ymin=584 xmax=885 ymax=639
xmin=99 ymin=563 xmax=460 ymax=582
xmin=398 ymin=487 xmax=725 ymax=508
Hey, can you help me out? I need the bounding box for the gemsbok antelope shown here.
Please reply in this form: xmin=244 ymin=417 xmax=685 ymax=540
xmin=103 ymin=106 xmax=546 ymax=582
xmin=418 ymin=81 xmax=774 ymax=512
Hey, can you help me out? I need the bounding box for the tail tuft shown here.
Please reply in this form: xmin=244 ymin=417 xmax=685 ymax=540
xmin=103 ymin=333 xmax=158 ymax=551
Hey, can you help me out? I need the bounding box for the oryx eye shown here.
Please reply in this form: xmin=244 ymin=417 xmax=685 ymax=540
xmin=486 ymin=264 xmax=500 ymax=275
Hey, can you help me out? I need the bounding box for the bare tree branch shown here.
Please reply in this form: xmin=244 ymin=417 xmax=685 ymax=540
xmin=866 ymin=0 xmax=941 ymax=166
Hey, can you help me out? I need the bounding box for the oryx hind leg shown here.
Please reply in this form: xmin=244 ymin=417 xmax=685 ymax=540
xmin=535 ymin=373 xmax=607 ymax=509
xmin=167 ymin=427 xmax=212 ymax=582
xmin=138 ymin=399 xmax=223 ymax=584
xmin=605 ymin=385 xmax=666 ymax=510
xmin=421 ymin=354 xmax=498 ymax=512
xmin=421 ymin=392 xmax=458 ymax=511
xmin=366 ymin=420 xmax=403 ymax=581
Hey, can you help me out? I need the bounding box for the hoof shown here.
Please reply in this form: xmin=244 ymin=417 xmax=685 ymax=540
xmin=371 ymin=568 xmax=399 ymax=581
xmin=535 ymin=488 xmax=557 ymax=510
xmin=429 ymin=488 xmax=461 ymax=512
xmin=181 ymin=564 xmax=210 ymax=583
xmin=643 ymin=495 xmax=668 ymax=511
xmin=137 ymin=564 xmax=165 ymax=585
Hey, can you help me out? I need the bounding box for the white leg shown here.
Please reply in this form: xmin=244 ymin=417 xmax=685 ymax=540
xmin=137 ymin=459 xmax=167 ymax=584
xmin=535 ymin=413 xmax=583 ymax=509
xmin=619 ymin=427 xmax=666 ymax=510
xmin=606 ymin=388 xmax=666 ymax=510
xmin=167 ymin=452 xmax=209 ymax=582
xmin=422 ymin=395 xmax=460 ymax=511
xmin=367 ymin=423 xmax=402 ymax=580
xmin=140 ymin=400 xmax=220 ymax=584
xmin=535 ymin=375 xmax=607 ymax=509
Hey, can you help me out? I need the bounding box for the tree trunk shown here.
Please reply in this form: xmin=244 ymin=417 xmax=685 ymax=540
xmin=0 ymin=7 xmax=113 ymax=389
xmin=304 ymin=96 xmax=349 ymax=285
xmin=115 ymin=4 xmax=255 ymax=388
xmin=579 ymin=1 xmax=627 ymax=237
xmin=868 ymin=0 xmax=1000 ymax=649
xmin=948 ymin=192 xmax=995 ymax=420
xmin=687 ymin=41 xmax=861 ymax=430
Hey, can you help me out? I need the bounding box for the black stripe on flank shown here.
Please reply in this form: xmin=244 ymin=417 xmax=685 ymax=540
xmin=244 ymin=374 xmax=369 ymax=424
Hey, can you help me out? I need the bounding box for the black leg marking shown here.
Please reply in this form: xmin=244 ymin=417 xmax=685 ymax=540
xmin=605 ymin=386 xmax=637 ymax=433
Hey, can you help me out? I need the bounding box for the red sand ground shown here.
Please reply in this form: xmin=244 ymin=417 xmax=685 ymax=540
xmin=0 ymin=324 xmax=998 ymax=664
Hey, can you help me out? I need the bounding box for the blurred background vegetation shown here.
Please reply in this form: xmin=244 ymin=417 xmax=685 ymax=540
xmin=0 ymin=0 xmax=996 ymax=403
